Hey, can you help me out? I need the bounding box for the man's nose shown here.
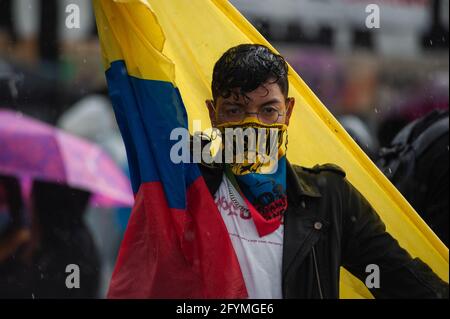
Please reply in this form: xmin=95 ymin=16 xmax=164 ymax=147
xmin=244 ymin=112 xmax=258 ymax=121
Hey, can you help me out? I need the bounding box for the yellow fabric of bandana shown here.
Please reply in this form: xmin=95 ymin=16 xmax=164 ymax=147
xmin=216 ymin=118 xmax=287 ymax=175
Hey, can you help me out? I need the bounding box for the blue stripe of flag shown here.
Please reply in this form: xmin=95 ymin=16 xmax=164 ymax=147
xmin=105 ymin=60 xmax=200 ymax=209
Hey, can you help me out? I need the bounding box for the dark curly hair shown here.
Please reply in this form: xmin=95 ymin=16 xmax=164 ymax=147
xmin=211 ymin=44 xmax=289 ymax=103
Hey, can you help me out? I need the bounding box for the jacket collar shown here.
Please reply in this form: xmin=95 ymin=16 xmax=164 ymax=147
xmin=285 ymin=161 xmax=321 ymax=214
xmin=285 ymin=161 xmax=322 ymax=206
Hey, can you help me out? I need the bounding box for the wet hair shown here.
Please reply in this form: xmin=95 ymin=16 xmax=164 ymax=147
xmin=211 ymin=44 xmax=289 ymax=103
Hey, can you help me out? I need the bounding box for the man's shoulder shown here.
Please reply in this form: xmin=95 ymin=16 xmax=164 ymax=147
xmin=291 ymin=163 xmax=346 ymax=179
xmin=287 ymin=162 xmax=348 ymax=199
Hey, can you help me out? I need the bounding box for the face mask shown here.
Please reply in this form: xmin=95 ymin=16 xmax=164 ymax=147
xmin=215 ymin=118 xmax=288 ymax=175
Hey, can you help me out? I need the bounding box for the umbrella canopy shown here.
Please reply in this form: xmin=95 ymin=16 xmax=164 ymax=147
xmin=0 ymin=109 xmax=133 ymax=207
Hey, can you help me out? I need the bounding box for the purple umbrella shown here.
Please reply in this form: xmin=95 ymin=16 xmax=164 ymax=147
xmin=0 ymin=109 xmax=134 ymax=207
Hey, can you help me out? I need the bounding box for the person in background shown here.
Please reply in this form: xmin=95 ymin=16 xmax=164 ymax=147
xmin=410 ymin=111 xmax=449 ymax=246
xmin=338 ymin=115 xmax=379 ymax=160
xmin=28 ymin=181 xmax=100 ymax=298
xmin=0 ymin=175 xmax=31 ymax=298
xmin=378 ymin=110 xmax=449 ymax=246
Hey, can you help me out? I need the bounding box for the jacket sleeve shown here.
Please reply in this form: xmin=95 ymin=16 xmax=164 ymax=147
xmin=339 ymin=177 xmax=449 ymax=299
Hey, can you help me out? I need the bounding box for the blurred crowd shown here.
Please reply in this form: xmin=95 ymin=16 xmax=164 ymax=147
xmin=0 ymin=0 xmax=448 ymax=298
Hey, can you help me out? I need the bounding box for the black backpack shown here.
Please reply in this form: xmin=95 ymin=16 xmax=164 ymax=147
xmin=377 ymin=110 xmax=449 ymax=195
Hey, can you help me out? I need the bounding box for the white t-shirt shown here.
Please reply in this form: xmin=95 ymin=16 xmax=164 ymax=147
xmin=214 ymin=174 xmax=284 ymax=299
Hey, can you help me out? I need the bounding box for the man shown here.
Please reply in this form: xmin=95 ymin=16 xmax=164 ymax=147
xmin=198 ymin=44 xmax=448 ymax=298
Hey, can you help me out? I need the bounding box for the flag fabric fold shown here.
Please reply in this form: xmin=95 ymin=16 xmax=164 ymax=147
xmin=93 ymin=0 xmax=448 ymax=299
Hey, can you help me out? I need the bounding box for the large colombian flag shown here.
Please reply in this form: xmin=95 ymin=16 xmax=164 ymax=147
xmin=93 ymin=0 xmax=448 ymax=298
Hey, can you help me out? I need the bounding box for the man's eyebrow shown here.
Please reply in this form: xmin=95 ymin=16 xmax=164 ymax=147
xmin=222 ymin=100 xmax=245 ymax=107
xmin=260 ymin=98 xmax=283 ymax=106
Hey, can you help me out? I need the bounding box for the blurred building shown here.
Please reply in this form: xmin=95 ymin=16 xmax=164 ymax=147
xmin=231 ymin=0 xmax=448 ymax=146
xmin=0 ymin=0 xmax=102 ymax=123
xmin=232 ymin=0 xmax=449 ymax=55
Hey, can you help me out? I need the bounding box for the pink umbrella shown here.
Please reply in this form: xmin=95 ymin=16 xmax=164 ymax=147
xmin=0 ymin=109 xmax=134 ymax=207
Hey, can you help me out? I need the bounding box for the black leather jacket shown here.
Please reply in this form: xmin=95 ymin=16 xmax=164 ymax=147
xmin=199 ymin=161 xmax=449 ymax=299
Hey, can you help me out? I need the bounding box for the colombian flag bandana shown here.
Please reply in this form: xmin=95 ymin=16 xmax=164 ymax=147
xmin=225 ymin=156 xmax=287 ymax=237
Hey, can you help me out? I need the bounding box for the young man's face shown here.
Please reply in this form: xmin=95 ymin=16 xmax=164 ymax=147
xmin=206 ymin=80 xmax=295 ymax=127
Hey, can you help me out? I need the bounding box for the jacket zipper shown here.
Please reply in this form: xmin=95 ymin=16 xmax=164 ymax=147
xmin=312 ymin=245 xmax=324 ymax=299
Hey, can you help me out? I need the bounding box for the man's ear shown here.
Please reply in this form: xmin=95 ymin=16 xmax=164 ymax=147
xmin=206 ymin=99 xmax=217 ymax=127
xmin=285 ymin=97 xmax=295 ymax=126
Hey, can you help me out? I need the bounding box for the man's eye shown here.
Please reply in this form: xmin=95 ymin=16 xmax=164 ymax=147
xmin=226 ymin=108 xmax=243 ymax=115
xmin=261 ymin=106 xmax=277 ymax=114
